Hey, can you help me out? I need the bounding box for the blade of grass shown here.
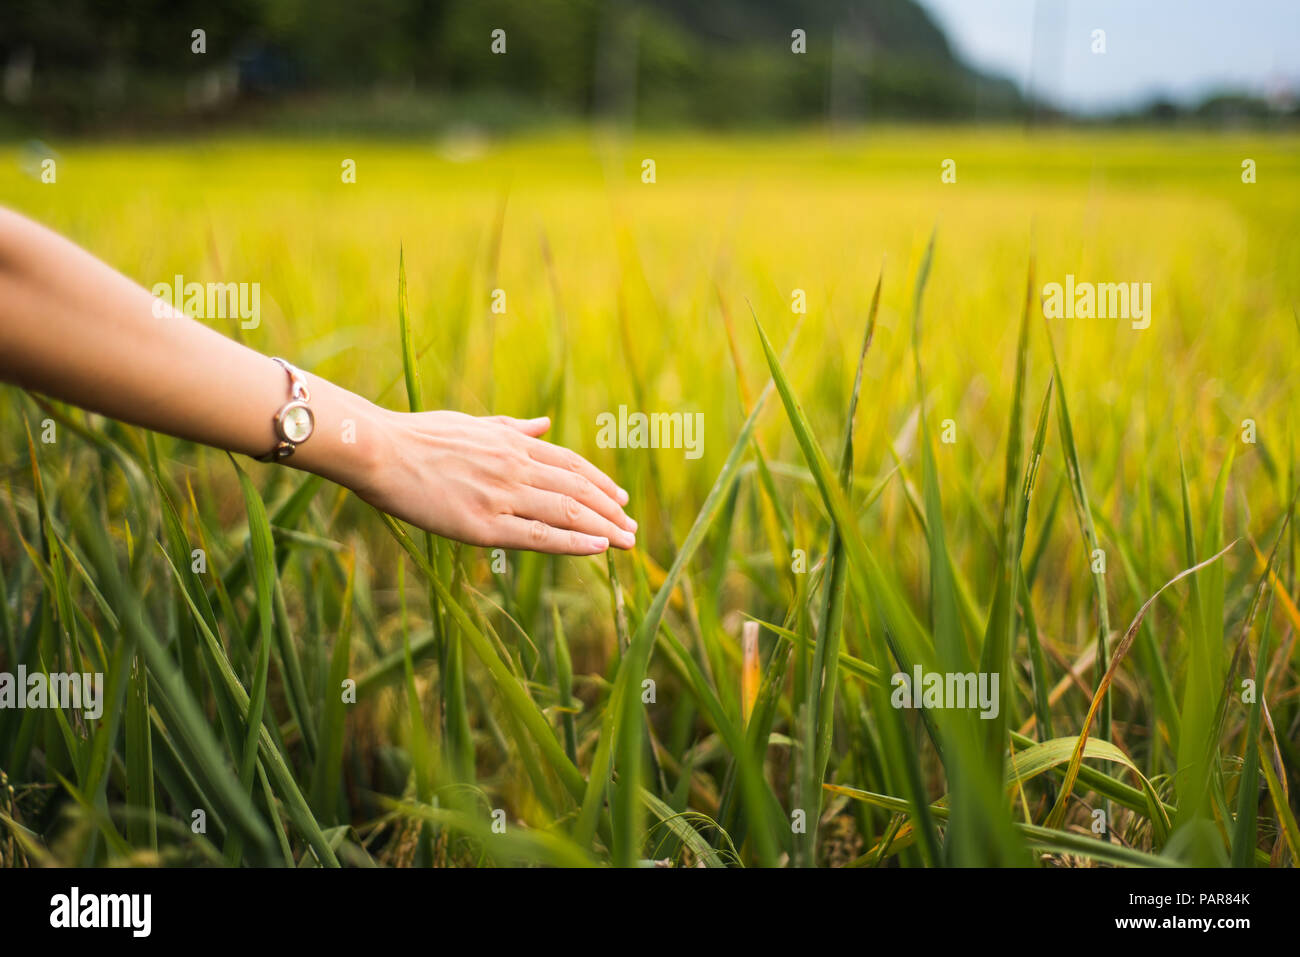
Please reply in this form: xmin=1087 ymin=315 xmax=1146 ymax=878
xmin=1045 ymin=540 xmax=1236 ymax=831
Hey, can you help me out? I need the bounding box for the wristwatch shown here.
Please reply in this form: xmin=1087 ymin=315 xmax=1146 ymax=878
xmin=257 ymin=357 xmax=315 ymax=462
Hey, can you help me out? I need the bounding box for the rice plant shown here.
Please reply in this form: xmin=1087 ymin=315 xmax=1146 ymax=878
xmin=1 ymin=130 xmax=1297 ymax=867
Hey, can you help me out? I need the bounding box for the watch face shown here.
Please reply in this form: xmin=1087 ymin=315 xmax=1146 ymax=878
xmin=281 ymin=403 xmax=315 ymax=444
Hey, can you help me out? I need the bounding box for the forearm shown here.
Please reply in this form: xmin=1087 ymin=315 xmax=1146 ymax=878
xmin=0 ymin=208 xmax=382 ymax=491
xmin=0 ymin=207 xmax=635 ymax=555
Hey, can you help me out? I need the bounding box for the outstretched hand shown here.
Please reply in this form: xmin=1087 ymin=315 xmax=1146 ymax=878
xmin=354 ymin=410 xmax=636 ymax=555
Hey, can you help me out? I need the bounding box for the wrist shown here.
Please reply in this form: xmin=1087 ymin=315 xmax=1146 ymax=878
xmin=284 ymin=375 xmax=389 ymax=496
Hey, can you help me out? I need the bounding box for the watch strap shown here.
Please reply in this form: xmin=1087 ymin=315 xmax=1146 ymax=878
xmin=256 ymin=358 xmax=312 ymax=462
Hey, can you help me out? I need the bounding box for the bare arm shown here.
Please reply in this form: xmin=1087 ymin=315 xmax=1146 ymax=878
xmin=0 ymin=208 xmax=636 ymax=554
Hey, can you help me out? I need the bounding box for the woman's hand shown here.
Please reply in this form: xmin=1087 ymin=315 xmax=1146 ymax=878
xmin=0 ymin=209 xmax=631 ymax=555
xmin=352 ymin=408 xmax=636 ymax=555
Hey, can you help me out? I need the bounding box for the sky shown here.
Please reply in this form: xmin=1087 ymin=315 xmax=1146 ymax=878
xmin=915 ymin=0 xmax=1300 ymax=114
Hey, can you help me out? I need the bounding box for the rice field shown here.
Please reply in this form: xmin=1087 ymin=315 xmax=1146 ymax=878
xmin=1 ymin=126 xmax=1297 ymax=867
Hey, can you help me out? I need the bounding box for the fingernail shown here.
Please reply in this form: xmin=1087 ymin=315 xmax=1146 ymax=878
xmin=626 ymin=517 xmax=638 ymax=532
xmin=617 ymin=486 xmax=630 ymax=505
xmin=592 ymin=536 xmax=610 ymax=551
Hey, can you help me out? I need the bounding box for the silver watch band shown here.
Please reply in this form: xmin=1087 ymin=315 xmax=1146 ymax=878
xmin=256 ymin=357 xmax=313 ymax=462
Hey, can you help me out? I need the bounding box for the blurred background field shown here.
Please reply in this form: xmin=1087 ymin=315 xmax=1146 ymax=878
xmin=3 ymin=127 xmax=1298 ymax=866
xmin=1 ymin=1 xmax=1298 ymax=868
xmin=5 ymin=127 xmax=1295 ymax=520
